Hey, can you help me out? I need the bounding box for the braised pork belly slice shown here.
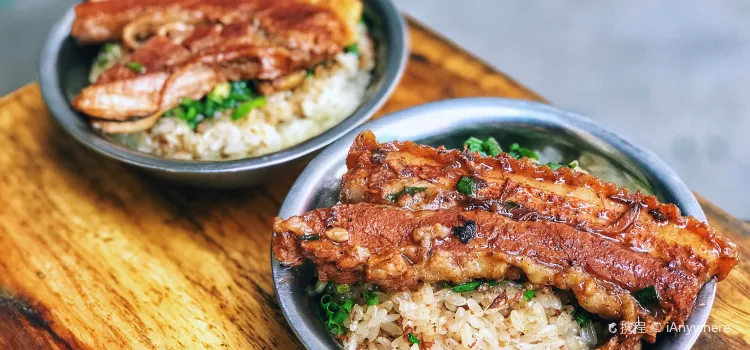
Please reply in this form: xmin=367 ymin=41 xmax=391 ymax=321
xmin=272 ymin=203 xmax=714 ymax=344
xmin=72 ymin=0 xmax=361 ymax=46
xmin=341 ymin=131 xmax=738 ymax=285
xmin=71 ymin=0 xmax=362 ymax=128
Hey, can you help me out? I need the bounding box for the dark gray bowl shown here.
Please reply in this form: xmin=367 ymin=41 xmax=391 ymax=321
xmin=272 ymin=98 xmax=713 ymax=349
xmin=39 ymin=1 xmax=407 ymax=188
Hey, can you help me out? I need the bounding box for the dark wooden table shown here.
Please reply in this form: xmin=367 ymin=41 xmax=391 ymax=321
xmin=0 ymin=17 xmax=747 ymax=349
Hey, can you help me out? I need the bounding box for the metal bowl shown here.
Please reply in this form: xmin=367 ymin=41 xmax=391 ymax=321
xmin=272 ymin=98 xmax=713 ymax=349
xmin=39 ymin=0 xmax=408 ymax=188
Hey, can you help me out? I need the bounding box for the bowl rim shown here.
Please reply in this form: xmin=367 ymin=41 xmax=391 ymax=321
xmin=272 ymin=98 xmax=713 ymax=350
xmin=39 ymin=0 xmax=408 ymax=174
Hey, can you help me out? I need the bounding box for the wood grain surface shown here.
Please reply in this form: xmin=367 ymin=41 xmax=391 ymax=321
xmin=0 ymin=18 xmax=747 ymax=349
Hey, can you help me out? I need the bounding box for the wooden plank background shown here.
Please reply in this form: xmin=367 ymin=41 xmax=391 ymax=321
xmin=0 ymin=18 xmax=747 ymax=349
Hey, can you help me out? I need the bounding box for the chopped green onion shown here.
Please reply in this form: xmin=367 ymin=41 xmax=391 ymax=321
xmin=463 ymin=137 xmax=485 ymax=155
xmin=523 ymin=289 xmax=535 ymax=301
xmin=404 ymin=186 xmax=426 ymax=196
xmin=186 ymin=106 xmax=198 ymax=120
xmin=306 ymin=68 xmax=315 ymax=77
xmin=250 ymin=96 xmax=267 ymax=108
xmin=204 ymin=99 xmax=216 ymax=118
xmin=407 ymin=333 xmax=420 ymax=344
xmin=341 ymin=298 xmax=354 ymax=313
xmin=386 ymin=186 xmax=427 ymax=202
xmin=230 ymin=81 xmax=253 ymax=101
xmin=324 ymin=304 xmax=339 ymax=320
xmin=385 ymin=191 xmax=402 ymax=202
xmin=232 ymin=101 xmax=254 ymax=121
xmin=164 ymin=79 xmax=261 ymax=129
xmin=208 ymin=82 xmax=231 ymax=102
xmin=456 ymin=176 xmax=475 ymax=196
xmin=451 ymin=281 xmax=482 ymax=293
xmin=125 ymin=61 xmax=144 ymax=73
xmin=482 ymin=137 xmax=502 ymax=156
xmin=296 ymin=235 xmax=319 ymax=241
xmin=345 ymin=43 xmax=359 ymax=55
xmin=634 ymin=286 xmax=659 ymax=305
xmin=573 ymin=308 xmax=590 ymax=326
xmin=326 ymin=320 xmax=344 ymax=335
xmin=509 ymin=143 xmax=539 ymax=160
xmin=487 ymin=280 xmax=500 ymax=286
xmin=172 ymin=107 xmax=185 ymax=119
xmin=331 ymin=310 xmax=348 ymax=324
xmin=320 ymin=294 xmax=332 ymax=306
xmin=222 ymin=98 xmax=237 ymax=109
xmin=365 ymin=290 xmax=379 ymax=305
xmin=463 ymin=136 xmax=503 ymax=156
xmin=335 ymin=284 xmax=350 ymax=294
xmin=546 ymin=162 xmax=578 ymax=171
xmin=103 ymin=42 xmax=115 ymax=54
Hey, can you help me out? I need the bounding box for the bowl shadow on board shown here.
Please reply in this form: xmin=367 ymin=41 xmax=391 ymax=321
xmin=272 ymin=99 xmax=714 ymax=350
xmin=40 ymin=1 xmax=408 ymax=188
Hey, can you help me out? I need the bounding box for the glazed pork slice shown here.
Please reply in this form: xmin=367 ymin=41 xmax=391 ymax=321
xmin=273 ymin=203 xmax=705 ymax=344
xmin=341 ymin=131 xmax=739 ymax=284
xmin=72 ymin=0 xmax=362 ymax=46
xmin=71 ymin=0 xmax=361 ymax=126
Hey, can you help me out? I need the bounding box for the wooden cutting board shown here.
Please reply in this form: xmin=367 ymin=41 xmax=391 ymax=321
xmin=0 ymin=17 xmax=747 ymax=350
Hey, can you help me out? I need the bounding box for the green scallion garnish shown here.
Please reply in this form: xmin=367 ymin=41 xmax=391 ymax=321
xmin=463 ymin=137 xmax=485 ymax=155
xmin=331 ymin=310 xmax=348 ymax=324
xmin=326 ymin=320 xmax=344 ymax=335
xmin=125 ymin=61 xmax=144 ymax=73
xmin=546 ymin=162 xmax=578 ymax=171
xmin=482 ymin=137 xmax=502 ymax=156
xmin=335 ymin=284 xmax=350 ymax=294
xmin=509 ymin=143 xmax=539 ymax=160
xmin=634 ymin=286 xmax=659 ymax=305
xmin=321 ymin=294 xmax=332 ymax=307
xmin=573 ymin=308 xmax=590 ymax=326
xmin=297 ymin=235 xmax=319 ymax=241
xmin=456 ymin=176 xmax=475 ymax=196
xmin=325 ymin=302 xmax=339 ymax=316
xmin=451 ymin=281 xmax=482 ymax=293
xmin=407 ymin=333 xmax=420 ymax=344
xmin=463 ymin=136 xmax=503 ymax=156
xmin=103 ymin=42 xmax=115 ymax=54
xmin=386 ymin=186 xmax=426 ymax=202
xmin=232 ymin=96 xmax=266 ymax=121
xmin=345 ymin=43 xmax=359 ymax=55
xmin=365 ymin=290 xmax=379 ymax=305
xmin=523 ymin=289 xmax=535 ymax=301
xmin=404 ymin=186 xmax=426 ymax=196
xmin=250 ymin=96 xmax=267 ymax=108
xmin=230 ymin=81 xmax=253 ymax=102
xmin=486 ymin=280 xmax=500 ymax=286
xmin=207 ymin=82 xmax=231 ymax=102
xmin=232 ymin=101 xmax=254 ymax=120
xmin=385 ymin=191 xmax=401 ymax=202
xmin=341 ymin=298 xmax=354 ymax=313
